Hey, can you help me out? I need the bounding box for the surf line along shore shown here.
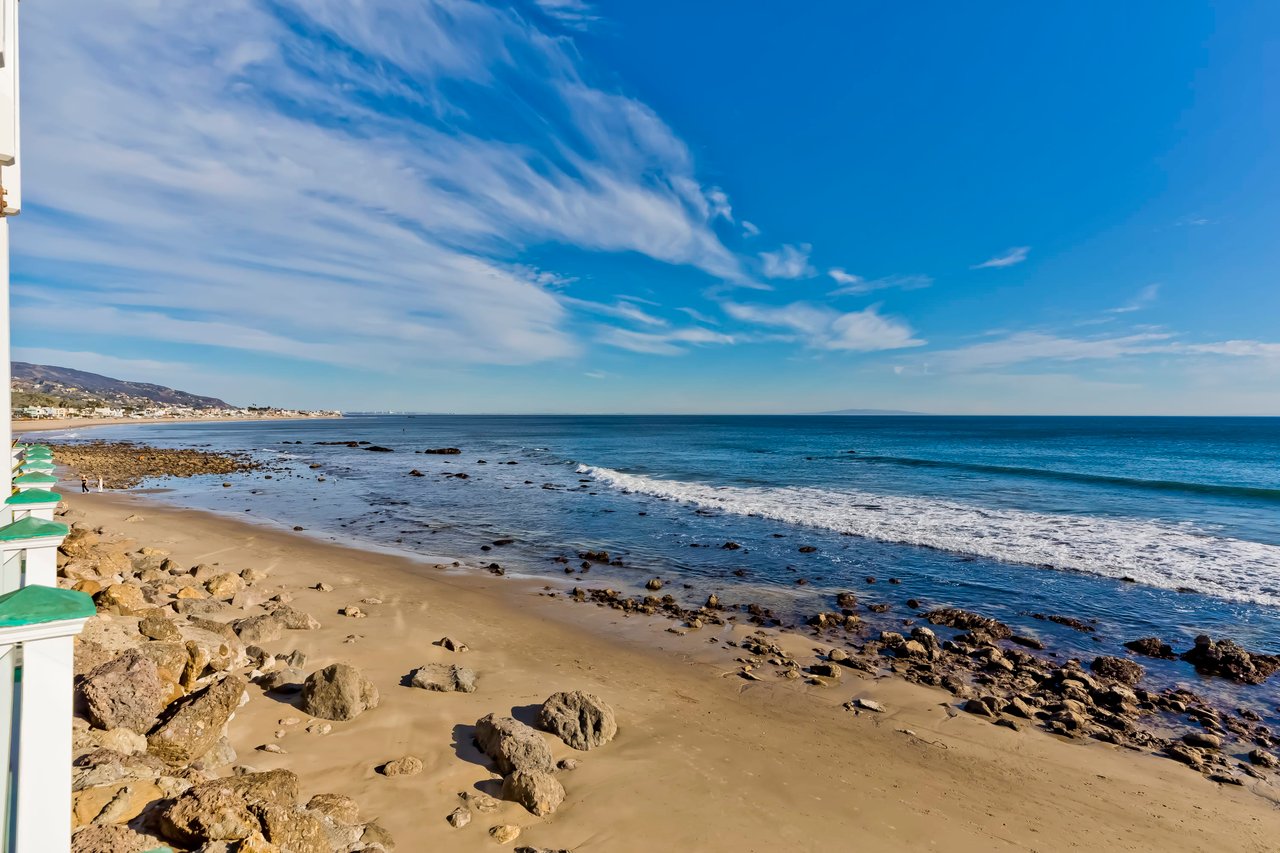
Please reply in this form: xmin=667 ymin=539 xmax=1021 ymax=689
xmin=62 ymin=489 xmax=1277 ymax=852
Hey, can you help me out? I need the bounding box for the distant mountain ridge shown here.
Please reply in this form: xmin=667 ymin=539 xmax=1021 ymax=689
xmin=11 ymin=362 xmax=231 ymax=410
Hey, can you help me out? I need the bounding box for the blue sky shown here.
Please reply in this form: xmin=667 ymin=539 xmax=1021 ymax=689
xmin=12 ymin=1 xmax=1280 ymax=414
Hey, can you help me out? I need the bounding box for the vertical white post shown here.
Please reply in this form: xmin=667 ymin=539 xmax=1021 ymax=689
xmin=0 ymin=586 xmax=94 ymax=853
xmin=0 ymin=0 xmax=21 ymax=508
xmin=0 ymin=219 xmax=10 ymax=508
xmin=12 ymin=634 xmax=75 ymax=852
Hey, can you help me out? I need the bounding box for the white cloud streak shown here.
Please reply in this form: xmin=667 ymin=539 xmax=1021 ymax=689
xmin=722 ymin=302 xmax=924 ymax=352
xmin=827 ymin=270 xmax=933 ymax=295
xmin=971 ymin=246 xmax=1030 ymax=269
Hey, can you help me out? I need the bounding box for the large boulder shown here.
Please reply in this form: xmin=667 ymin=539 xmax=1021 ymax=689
xmin=300 ymin=664 xmax=379 ymax=721
xmin=234 ymin=614 xmax=284 ymax=645
xmin=537 ymin=690 xmax=618 ymax=750
xmin=408 ymin=663 xmax=477 ymax=693
xmin=79 ymin=649 xmax=168 ymax=733
xmin=501 ymin=770 xmax=566 ymax=816
xmin=271 ymin=605 xmax=321 ymax=630
xmin=147 ymin=675 xmax=246 ymax=765
xmin=157 ymin=770 xmax=297 ymax=847
xmin=474 ymin=714 xmax=555 ymax=775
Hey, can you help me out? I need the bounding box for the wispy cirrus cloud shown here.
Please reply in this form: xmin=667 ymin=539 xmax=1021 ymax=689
xmin=924 ymin=327 xmax=1280 ymax=373
xmin=599 ymin=326 xmax=734 ymax=356
xmin=531 ymin=0 xmax=599 ymax=30
xmin=1108 ymin=283 xmax=1160 ymax=314
xmin=18 ymin=0 xmax=748 ymax=372
xmin=971 ymin=246 xmax=1030 ymax=269
xmin=759 ymin=244 xmax=816 ymax=279
xmin=722 ymin=302 xmax=924 ymax=352
xmin=827 ymin=269 xmax=933 ymax=295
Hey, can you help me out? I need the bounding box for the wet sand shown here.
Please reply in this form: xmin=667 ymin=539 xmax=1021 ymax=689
xmin=68 ymin=490 xmax=1280 ymax=852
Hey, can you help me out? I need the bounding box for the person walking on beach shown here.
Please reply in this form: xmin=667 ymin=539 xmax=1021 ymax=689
xmin=97 ymin=475 xmax=104 ymax=492
xmin=80 ymin=476 xmax=89 ymax=493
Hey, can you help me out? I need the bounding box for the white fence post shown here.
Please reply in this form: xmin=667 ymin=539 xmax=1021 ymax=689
xmin=0 ymin=518 xmax=69 ymax=591
xmin=0 ymin=585 xmax=93 ymax=853
xmin=3 ymin=490 xmax=60 ymax=522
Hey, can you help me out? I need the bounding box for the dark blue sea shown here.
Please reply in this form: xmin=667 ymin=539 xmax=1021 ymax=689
xmin=41 ymin=415 xmax=1280 ymax=712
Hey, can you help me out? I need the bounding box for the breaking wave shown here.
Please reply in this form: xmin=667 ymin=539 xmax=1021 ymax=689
xmin=577 ymin=464 xmax=1280 ymax=607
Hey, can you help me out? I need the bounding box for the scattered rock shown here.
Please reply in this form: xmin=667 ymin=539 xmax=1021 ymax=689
xmin=409 ymin=663 xmax=477 ymax=693
xmin=502 ymin=769 xmax=566 ymax=816
xmin=438 ymin=636 xmax=469 ymax=652
xmin=475 ymin=714 xmax=555 ymax=775
xmin=490 ymin=825 xmax=521 ymax=844
xmin=378 ymin=756 xmax=423 ymax=777
xmin=446 ymin=807 xmax=471 ymax=828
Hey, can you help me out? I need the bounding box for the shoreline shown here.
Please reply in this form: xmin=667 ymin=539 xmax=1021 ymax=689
xmin=12 ymin=414 xmax=343 ymax=435
xmin=64 ymin=489 xmax=1280 ymax=851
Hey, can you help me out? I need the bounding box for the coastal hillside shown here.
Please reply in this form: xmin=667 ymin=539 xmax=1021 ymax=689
xmin=11 ymin=361 xmax=230 ymax=411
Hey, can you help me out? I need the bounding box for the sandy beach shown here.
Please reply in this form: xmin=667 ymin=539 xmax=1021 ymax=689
xmin=62 ymin=488 xmax=1280 ymax=852
xmin=14 ymin=415 xmax=341 ymax=435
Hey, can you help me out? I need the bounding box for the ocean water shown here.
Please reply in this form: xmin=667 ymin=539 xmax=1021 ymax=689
xmin=42 ymin=415 xmax=1280 ymax=709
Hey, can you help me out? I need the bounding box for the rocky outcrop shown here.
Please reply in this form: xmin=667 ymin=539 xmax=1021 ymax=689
xmin=1180 ymin=636 xmax=1280 ymax=684
xmin=538 ymin=691 xmax=618 ymax=751
xmin=300 ymin=663 xmax=379 ymax=721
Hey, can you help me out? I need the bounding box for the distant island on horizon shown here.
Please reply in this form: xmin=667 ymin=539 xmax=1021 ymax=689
xmin=812 ymin=408 xmax=927 ymax=416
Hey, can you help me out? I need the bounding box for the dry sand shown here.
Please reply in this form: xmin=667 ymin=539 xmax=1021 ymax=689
xmin=66 ymin=491 xmax=1280 ymax=852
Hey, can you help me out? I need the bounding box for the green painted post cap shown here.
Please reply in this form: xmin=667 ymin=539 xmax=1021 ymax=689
xmin=13 ymin=474 xmax=58 ymax=485
xmin=4 ymin=490 xmax=61 ymax=506
xmin=0 ymin=517 xmax=69 ymax=542
xmin=22 ymin=453 xmax=53 ymax=460
xmin=0 ymin=585 xmax=94 ymax=626
xmin=19 ymin=463 xmax=55 ymax=473
xmin=23 ymin=446 xmax=52 ymax=455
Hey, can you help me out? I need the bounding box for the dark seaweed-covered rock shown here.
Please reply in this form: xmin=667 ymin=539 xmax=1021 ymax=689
xmin=1090 ymin=655 xmax=1145 ymax=685
xmin=1180 ymin=636 xmax=1280 ymax=685
xmin=924 ymin=608 xmax=1013 ymax=640
xmin=1123 ymin=637 xmax=1177 ymax=659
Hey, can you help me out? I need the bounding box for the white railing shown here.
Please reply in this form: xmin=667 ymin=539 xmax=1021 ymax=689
xmin=0 ymin=443 xmax=95 ymax=853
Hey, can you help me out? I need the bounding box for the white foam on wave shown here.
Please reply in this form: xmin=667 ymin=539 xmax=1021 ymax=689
xmin=578 ymin=464 xmax=1280 ymax=608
